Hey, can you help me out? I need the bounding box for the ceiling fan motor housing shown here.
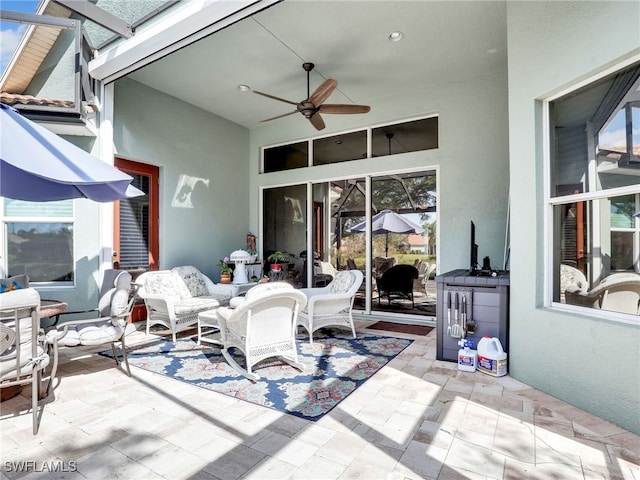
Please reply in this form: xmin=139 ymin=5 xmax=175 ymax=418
xmin=298 ymin=101 xmax=317 ymax=118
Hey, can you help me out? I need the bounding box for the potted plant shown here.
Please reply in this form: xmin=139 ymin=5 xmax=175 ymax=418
xmin=267 ymin=251 xmax=286 ymax=272
xmin=246 ymin=232 xmax=258 ymax=263
xmin=218 ymin=257 xmax=233 ymax=284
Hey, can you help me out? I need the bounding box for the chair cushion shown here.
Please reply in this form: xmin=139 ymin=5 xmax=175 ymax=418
xmin=329 ymin=271 xmax=355 ymax=294
xmin=173 ymin=295 xmax=229 ymax=315
xmin=98 ymin=286 xmax=130 ymax=320
xmin=172 ymin=266 xmax=209 ymax=298
xmin=55 ymin=321 xmax=125 ymax=347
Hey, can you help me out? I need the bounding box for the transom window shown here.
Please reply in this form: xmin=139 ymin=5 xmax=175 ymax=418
xmin=262 ymin=116 xmax=438 ymax=173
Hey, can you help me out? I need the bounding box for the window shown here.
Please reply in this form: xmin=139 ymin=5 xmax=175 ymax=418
xmin=313 ymin=130 xmax=367 ymax=165
xmin=548 ymin=62 xmax=640 ymax=318
xmin=2 ymin=199 xmax=74 ymax=283
xmin=371 ymin=117 xmax=438 ymax=157
xmin=610 ymin=194 xmax=639 ymax=272
xmin=263 ymin=141 xmax=308 ymax=173
xmin=261 ymin=115 xmax=439 ymax=173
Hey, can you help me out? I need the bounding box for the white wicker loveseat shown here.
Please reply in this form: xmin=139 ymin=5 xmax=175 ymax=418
xmin=137 ymin=266 xmax=238 ymax=342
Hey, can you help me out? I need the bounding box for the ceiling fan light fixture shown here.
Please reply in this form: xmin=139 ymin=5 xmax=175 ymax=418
xmin=388 ymin=31 xmax=404 ymax=42
xmin=237 ymin=84 xmax=250 ymax=92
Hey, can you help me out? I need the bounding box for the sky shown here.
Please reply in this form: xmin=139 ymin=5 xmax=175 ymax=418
xmin=0 ymin=0 xmax=40 ymax=75
xmin=599 ymin=106 xmax=640 ymax=150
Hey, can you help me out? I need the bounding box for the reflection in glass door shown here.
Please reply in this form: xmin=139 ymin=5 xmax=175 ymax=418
xmin=329 ymin=178 xmax=367 ymax=310
xmin=261 ymin=170 xmax=437 ymax=318
xmin=369 ymin=173 xmax=436 ymax=316
xmin=262 ymin=185 xmax=307 ymax=285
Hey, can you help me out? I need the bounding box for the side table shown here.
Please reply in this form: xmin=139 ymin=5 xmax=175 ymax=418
xmin=269 ymin=270 xmax=286 ymax=282
xmin=40 ymin=299 xmax=68 ymax=323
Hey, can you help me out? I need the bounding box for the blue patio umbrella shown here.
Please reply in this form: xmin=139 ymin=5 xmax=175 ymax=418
xmin=349 ymin=209 xmax=425 ymax=256
xmin=0 ymin=104 xmax=143 ymax=202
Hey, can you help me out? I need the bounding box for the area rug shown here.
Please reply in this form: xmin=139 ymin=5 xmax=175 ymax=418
xmin=102 ymin=331 xmax=412 ymax=421
xmin=368 ymin=321 xmax=433 ymax=336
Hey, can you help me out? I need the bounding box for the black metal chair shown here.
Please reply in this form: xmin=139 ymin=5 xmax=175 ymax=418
xmin=376 ymin=264 xmax=419 ymax=307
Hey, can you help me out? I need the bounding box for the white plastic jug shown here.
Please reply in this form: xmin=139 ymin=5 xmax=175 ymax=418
xmin=477 ymin=336 xmax=507 ymax=377
xmin=457 ymin=339 xmax=477 ymax=372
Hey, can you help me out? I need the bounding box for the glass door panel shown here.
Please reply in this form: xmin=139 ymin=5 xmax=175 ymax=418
xmin=262 ymin=185 xmax=307 ymax=285
xmin=261 ymin=171 xmax=437 ymax=318
xmin=370 ymin=173 xmax=437 ymax=316
xmin=330 ymin=178 xmax=367 ymax=310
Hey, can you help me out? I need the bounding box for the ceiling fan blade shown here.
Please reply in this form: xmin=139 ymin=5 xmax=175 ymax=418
xmin=260 ymin=110 xmax=297 ymax=123
xmin=318 ymin=104 xmax=371 ymax=115
xmin=309 ymin=112 xmax=326 ymax=130
xmin=254 ymin=90 xmax=298 ymax=106
xmin=309 ymin=79 xmax=337 ymax=105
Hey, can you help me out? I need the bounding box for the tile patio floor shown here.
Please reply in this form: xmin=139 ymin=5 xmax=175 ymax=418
xmin=1 ymin=321 xmax=639 ymax=480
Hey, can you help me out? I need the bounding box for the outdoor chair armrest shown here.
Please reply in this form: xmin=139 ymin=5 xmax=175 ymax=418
xmin=139 ymin=292 xmax=178 ymax=307
xmin=305 ymin=292 xmax=354 ymax=314
xmin=48 ymin=308 xmax=99 ymax=327
xmin=299 ymin=287 xmax=329 ymax=299
xmin=306 ymin=291 xmax=354 ymax=304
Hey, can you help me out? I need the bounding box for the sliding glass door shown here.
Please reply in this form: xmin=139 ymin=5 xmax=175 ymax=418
xmin=261 ymin=170 xmax=437 ymax=318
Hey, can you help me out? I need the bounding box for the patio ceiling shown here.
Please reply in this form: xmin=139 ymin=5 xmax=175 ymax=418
xmin=124 ymin=1 xmax=507 ymax=131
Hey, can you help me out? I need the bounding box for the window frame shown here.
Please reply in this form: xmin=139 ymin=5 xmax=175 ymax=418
xmin=543 ymin=57 xmax=640 ymax=324
xmin=1 ymin=200 xmax=75 ymax=286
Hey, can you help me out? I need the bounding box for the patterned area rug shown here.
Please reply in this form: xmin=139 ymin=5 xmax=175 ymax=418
xmin=103 ymin=331 xmax=412 ymax=421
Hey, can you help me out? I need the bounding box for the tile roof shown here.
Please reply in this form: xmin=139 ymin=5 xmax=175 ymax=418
xmin=0 ymin=92 xmax=74 ymax=108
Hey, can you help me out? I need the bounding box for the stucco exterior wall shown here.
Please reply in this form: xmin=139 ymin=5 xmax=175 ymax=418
xmin=113 ymin=78 xmax=250 ymax=281
xmin=506 ymin=1 xmax=640 ymax=435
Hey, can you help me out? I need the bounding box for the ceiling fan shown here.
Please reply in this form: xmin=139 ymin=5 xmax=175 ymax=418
xmin=254 ymin=62 xmax=371 ymax=131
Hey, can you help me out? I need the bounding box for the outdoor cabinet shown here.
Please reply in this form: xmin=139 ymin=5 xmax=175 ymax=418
xmin=435 ymin=269 xmax=510 ymax=362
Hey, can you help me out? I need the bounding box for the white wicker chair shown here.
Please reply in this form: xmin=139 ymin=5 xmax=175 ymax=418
xmin=0 ymin=287 xmax=52 ymax=434
xmin=565 ymin=271 xmax=640 ymax=315
xmin=297 ymin=270 xmax=364 ymax=344
xmin=197 ymin=282 xmax=294 ymax=345
xmin=216 ymin=289 xmax=307 ymax=381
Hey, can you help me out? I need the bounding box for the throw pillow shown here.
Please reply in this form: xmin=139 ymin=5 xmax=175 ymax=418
xmin=0 ymin=274 xmax=29 ymax=294
xmin=329 ymin=271 xmax=355 ymax=294
xmin=172 ymin=266 xmax=208 ymax=297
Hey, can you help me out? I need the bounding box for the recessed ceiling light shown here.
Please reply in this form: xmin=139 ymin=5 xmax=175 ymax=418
xmin=388 ymin=31 xmax=404 ymax=42
xmin=237 ymin=84 xmax=250 ymax=92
